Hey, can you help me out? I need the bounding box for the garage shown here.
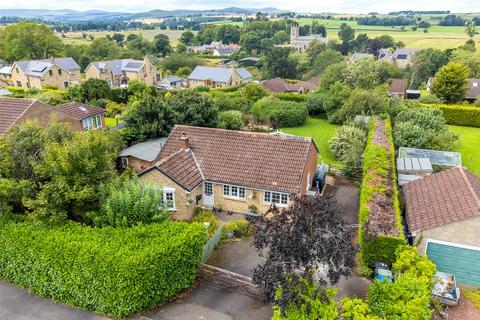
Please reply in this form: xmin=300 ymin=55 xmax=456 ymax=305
xmin=426 ymin=240 xmax=480 ymax=287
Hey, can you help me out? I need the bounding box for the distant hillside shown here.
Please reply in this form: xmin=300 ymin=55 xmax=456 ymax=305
xmin=0 ymin=7 xmax=283 ymax=22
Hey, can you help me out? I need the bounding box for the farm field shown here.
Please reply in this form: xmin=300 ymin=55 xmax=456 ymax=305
xmin=61 ymin=29 xmax=194 ymax=46
xmin=282 ymin=115 xmax=339 ymax=165
xmin=449 ymin=125 xmax=480 ymax=175
xmin=216 ymin=18 xmax=480 ymax=49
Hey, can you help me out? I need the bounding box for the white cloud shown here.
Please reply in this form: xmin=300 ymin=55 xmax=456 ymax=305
xmin=3 ymin=0 xmax=480 ymax=13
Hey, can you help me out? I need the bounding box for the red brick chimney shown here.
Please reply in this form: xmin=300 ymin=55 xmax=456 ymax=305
xmin=180 ymin=132 xmax=189 ymax=150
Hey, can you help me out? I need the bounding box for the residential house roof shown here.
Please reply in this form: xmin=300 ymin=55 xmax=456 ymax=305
xmin=404 ymin=168 xmax=480 ymax=232
xmin=90 ymin=59 xmax=148 ymax=76
xmin=0 ymin=66 xmax=12 ymax=75
xmin=388 ymin=79 xmax=407 ymax=95
xmin=142 ymin=125 xmax=318 ymax=193
xmin=14 ymin=58 xmax=80 ymax=77
xmin=188 ymin=66 xmax=252 ymax=83
xmin=0 ymin=98 xmax=47 ymax=135
xmin=163 ymin=76 xmax=183 ymax=83
xmin=262 ymin=77 xmax=319 ymax=93
xmin=0 ymin=89 xmax=11 ymax=96
xmin=119 ymin=138 xmax=167 ymax=162
xmin=393 ymin=48 xmax=418 ymax=60
xmin=54 ymin=102 xmax=105 ymax=120
xmin=214 ymin=48 xmax=240 ymax=56
xmin=378 ymin=48 xmax=392 ymax=60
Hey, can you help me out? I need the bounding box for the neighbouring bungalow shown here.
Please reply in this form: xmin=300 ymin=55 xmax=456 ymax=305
xmin=348 ymin=52 xmax=374 ymax=64
xmin=187 ymin=66 xmax=252 ymax=88
xmin=118 ymin=138 xmax=167 ymax=172
xmin=138 ymin=125 xmax=319 ymax=220
xmin=85 ymin=57 xmax=162 ymax=88
xmin=378 ymin=48 xmax=418 ymax=68
xmin=262 ymin=77 xmax=319 ymax=94
xmin=0 ymin=98 xmax=104 ymax=135
xmin=388 ymin=78 xmax=407 ymax=99
xmin=11 ymin=58 xmax=81 ymax=90
xmin=160 ymin=76 xmax=184 ymax=89
xmin=403 ymin=167 xmax=480 ymax=287
xmin=427 ymin=77 xmax=480 ymax=102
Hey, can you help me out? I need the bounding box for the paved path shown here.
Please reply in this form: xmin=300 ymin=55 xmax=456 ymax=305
xmin=0 ymin=280 xmax=106 ymax=320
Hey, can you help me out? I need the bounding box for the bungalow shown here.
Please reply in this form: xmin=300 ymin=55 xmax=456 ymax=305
xmin=388 ymin=79 xmax=407 ymax=99
xmin=187 ymin=66 xmax=252 ymax=88
xmin=138 ymin=125 xmax=319 ymax=220
xmin=118 ymin=138 xmax=166 ymax=172
xmin=0 ymin=99 xmax=104 ymax=135
xmin=262 ymin=77 xmax=319 ymax=94
xmin=85 ymin=57 xmax=161 ymax=88
xmin=427 ymin=77 xmax=480 ymax=102
xmin=10 ymin=58 xmax=81 ymax=90
xmin=160 ymin=76 xmax=184 ymax=90
xmin=404 ymin=168 xmax=480 ymax=287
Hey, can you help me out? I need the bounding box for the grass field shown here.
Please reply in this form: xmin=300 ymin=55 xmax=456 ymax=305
xmin=282 ymin=115 xmax=339 ymax=165
xmin=61 ymin=29 xmax=193 ymax=46
xmin=216 ymin=18 xmax=480 ymax=50
xmin=449 ymin=125 xmax=480 ymax=175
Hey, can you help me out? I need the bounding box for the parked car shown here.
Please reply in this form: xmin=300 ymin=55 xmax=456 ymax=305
xmin=432 ymin=271 xmax=460 ymax=306
xmin=373 ymin=262 xmax=393 ymax=282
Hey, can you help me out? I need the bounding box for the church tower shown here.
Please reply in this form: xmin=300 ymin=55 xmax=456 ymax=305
xmin=290 ymin=23 xmax=300 ymax=44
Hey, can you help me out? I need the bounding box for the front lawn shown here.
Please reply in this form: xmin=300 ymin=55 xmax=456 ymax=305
xmin=105 ymin=117 xmax=122 ymax=128
xmin=449 ymin=125 xmax=480 ymax=175
xmin=282 ymin=115 xmax=339 ymax=165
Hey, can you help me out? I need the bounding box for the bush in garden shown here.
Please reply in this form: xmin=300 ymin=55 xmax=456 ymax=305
xmin=192 ymin=207 xmax=218 ymax=237
xmin=240 ymin=82 xmax=268 ymax=102
xmin=105 ymin=100 xmax=125 ymax=118
xmin=225 ymin=220 xmax=250 ymax=238
xmin=43 ymin=84 xmax=58 ymax=90
xmin=88 ymin=177 xmax=170 ymax=227
xmin=305 ymin=93 xmax=325 ymax=115
xmin=338 ymin=87 xmax=389 ymax=123
xmin=329 ymin=124 xmax=367 ymax=176
xmin=420 ymin=103 xmax=480 ymax=127
xmin=0 ymin=217 xmax=206 ymax=318
xmin=34 ymin=91 xmax=67 ymax=106
xmin=252 ymin=96 xmax=307 ymax=128
xmin=218 ymin=110 xmax=243 ymax=130
xmin=213 ymin=92 xmax=252 ymax=113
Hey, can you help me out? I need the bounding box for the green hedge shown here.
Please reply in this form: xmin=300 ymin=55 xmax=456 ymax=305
xmin=275 ymin=92 xmax=312 ymax=103
xmin=358 ymin=118 xmax=404 ymax=267
xmin=0 ymin=218 xmax=206 ymax=318
xmin=420 ymin=103 xmax=480 ymax=127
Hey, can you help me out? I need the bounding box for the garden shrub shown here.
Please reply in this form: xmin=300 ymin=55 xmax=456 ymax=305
xmin=225 ymin=220 xmax=250 ymax=238
xmin=358 ymin=118 xmax=404 ymax=268
xmin=275 ymin=92 xmax=312 ymax=103
xmin=192 ymin=207 xmax=218 ymax=237
xmin=218 ymin=110 xmax=243 ymax=130
xmin=43 ymin=84 xmax=59 ymax=90
xmin=0 ymin=217 xmax=206 ymax=318
xmin=34 ymin=91 xmax=67 ymax=106
xmin=420 ymin=103 xmax=480 ymax=127
xmin=7 ymin=86 xmax=25 ymax=95
xmin=252 ymin=96 xmax=307 ymax=128
xmin=329 ymin=124 xmax=367 ymax=176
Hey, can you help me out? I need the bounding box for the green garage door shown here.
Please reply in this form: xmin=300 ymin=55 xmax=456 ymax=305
xmin=426 ymin=240 xmax=480 ymax=287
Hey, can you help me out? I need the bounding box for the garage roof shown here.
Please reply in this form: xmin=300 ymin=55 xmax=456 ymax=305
xmin=404 ymin=168 xmax=480 ymax=232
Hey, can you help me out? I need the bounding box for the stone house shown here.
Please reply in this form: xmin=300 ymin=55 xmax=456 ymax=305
xmin=0 ymin=99 xmax=104 ymax=135
xmin=187 ymin=66 xmax=252 ymax=88
xmin=85 ymin=57 xmax=162 ymax=88
xmin=139 ymin=125 xmax=319 ymax=220
xmin=10 ymin=58 xmax=81 ymax=90
xmin=403 ymin=167 xmax=480 ymax=286
xmin=378 ymin=48 xmax=418 ymax=68
xmin=118 ymin=138 xmax=167 ymax=172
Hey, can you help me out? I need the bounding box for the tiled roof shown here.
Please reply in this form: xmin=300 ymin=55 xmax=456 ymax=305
xmin=91 ymin=59 xmax=146 ymax=76
xmin=404 ymin=168 xmax=480 ymax=232
xmin=14 ymin=58 xmax=80 ymax=77
xmin=262 ymin=77 xmax=318 ymax=93
xmin=0 ymin=98 xmax=36 ymax=135
xmin=188 ymin=66 xmax=251 ymax=82
xmin=150 ymin=125 xmax=317 ymax=193
xmin=262 ymin=78 xmax=290 ymax=93
xmin=54 ymin=102 xmax=104 ymax=120
xmin=388 ymin=79 xmax=407 ymax=94
xmin=157 ymin=149 xmax=204 ymax=191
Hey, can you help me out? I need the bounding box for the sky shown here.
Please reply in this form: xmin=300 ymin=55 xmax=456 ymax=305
xmin=3 ymin=0 xmax=480 ymax=13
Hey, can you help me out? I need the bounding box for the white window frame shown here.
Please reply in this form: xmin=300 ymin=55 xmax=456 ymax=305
xmin=264 ymin=191 xmax=289 ymax=207
xmin=222 ymin=184 xmax=246 ymax=200
xmin=162 ymin=187 xmax=176 ymax=211
xmin=121 ymin=157 xmax=129 ymax=168
xmin=82 ymin=115 xmax=102 ymax=131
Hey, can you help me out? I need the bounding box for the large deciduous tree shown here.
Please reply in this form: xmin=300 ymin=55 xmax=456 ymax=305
xmin=167 ymin=90 xmax=218 ymax=128
xmin=247 ymin=195 xmax=356 ymax=302
xmin=153 ymin=34 xmax=171 ymax=57
xmin=0 ymin=21 xmax=63 ymax=62
xmin=262 ymin=47 xmax=298 ymax=79
xmin=430 ymin=62 xmax=469 ymax=103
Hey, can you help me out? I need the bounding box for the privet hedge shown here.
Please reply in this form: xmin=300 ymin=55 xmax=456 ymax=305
xmin=358 ymin=118 xmax=404 ymax=268
xmin=0 ymin=218 xmax=206 ymax=318
xmin=420 ymin=103 xmax=480 ymax=127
